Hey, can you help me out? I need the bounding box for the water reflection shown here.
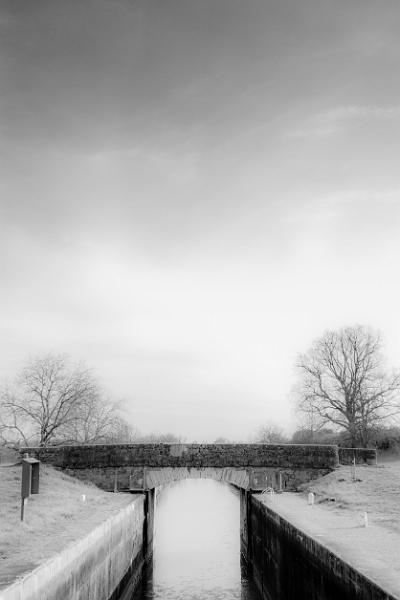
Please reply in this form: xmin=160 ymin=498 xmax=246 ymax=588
xmin=130 ymin=479 xmax=259 ymax=600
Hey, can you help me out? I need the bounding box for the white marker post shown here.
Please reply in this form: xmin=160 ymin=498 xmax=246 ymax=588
xmin=20 ymin=497 xmax=27 ymax=522
xmin=363 ymin=512 xmax=368 ymax=528
xmin=352 ymin=456 xmax=356 ymax=482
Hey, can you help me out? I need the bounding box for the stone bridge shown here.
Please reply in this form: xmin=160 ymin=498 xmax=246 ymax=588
xmin=22 ymin=443 xmax=341 ymax=492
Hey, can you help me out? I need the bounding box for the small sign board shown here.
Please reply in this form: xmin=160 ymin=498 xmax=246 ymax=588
xmin=21 ymin=457 xmax=40 ymax=498
xmin=21 ymin=455 xmax=40 ymax=521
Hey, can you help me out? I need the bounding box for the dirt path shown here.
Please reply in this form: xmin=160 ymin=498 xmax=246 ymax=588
xmin=0 ymin=464 xmax=136 ymax=590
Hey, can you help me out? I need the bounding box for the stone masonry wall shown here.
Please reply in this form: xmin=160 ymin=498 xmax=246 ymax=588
xmin=62 ymin=465 xmax=332 ymax=492
xmin=22 ymin=443 xmax=339 ymax=470
xmin=338 ymin=447 xmax=377 ymax=465
xmin=20 ymin=444 xmax=339 ymax=492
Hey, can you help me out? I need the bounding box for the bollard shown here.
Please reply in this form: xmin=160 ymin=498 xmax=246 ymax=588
xmin=21 ymin=497 xmax=27 ymax=521
xmin=352 ymin=457 xmax=356 ymax=481
xmin=81 ymin=494 xmax=86 ymax=503
xmin=308 ymin=492 xmax=315 ymax=505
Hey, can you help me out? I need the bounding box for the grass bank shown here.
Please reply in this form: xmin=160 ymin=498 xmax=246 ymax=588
xmin=0 ymin=463 xmax=135 ymax=590
xmin=299 ymin=459 xmax=400 ymax=534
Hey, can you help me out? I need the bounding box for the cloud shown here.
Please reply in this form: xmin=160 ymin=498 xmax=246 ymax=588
xmin=288 ymin=104 xmax=400 ymax=138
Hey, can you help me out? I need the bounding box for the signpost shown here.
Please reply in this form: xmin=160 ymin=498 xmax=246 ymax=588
xmin=21 ymin=454 xmax=40 ymax=521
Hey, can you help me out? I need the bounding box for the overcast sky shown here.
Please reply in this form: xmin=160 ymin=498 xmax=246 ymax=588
xmin=1 ymin=0 xmax=400 ymax=441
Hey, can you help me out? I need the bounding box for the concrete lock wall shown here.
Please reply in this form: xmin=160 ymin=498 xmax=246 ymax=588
xmin=0 ymin=495 xmax=151 ymax=600
xmin=240 ymin=494 xmax=397 ymax=600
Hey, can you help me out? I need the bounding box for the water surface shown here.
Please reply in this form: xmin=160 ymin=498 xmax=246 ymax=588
xmin=130 ymin=479 xmax=260 ymax=600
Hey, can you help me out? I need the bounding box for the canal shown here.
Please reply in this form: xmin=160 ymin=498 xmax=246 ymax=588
xmin=127 ymin=479 xmax=260 ymax=600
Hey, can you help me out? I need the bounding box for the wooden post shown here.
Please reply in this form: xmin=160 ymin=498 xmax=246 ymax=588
xmin=20 ymin=497 xmax=26 ymax=521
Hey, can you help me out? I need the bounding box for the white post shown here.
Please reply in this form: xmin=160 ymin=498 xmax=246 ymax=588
xmin=352 ymin=456 xmax=356 ymax=481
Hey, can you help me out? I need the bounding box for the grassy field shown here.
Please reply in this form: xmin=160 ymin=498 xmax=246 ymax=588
xmin=299 ymin=458 xmax=400 ymax=534
xmin=0 ymin=463 xmax=135 ymax=590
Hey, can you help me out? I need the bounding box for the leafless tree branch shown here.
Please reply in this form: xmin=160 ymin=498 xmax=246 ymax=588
xmin=294 ymin=325 xmax=400 ymax=447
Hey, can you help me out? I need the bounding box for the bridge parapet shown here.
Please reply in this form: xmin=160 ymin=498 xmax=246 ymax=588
xmin=22 ymin=443 xmax=338 ymax=469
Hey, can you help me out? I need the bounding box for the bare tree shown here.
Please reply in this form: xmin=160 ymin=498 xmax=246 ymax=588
xmin=0 ymin=398 xmax=31 ymax=447
xmin=295 ymin=325 xmax=400 ymax=447
xmin=103 ymin=414 xmax=138 ymax=444
xmin=62 ymin=393 xmax=123 ymax=444
xmin=0 ymin=354 xmax=98 ymax=447
xmin=291 ymin=427 xmax=340 ymax=445
xmin=137 ymin=432 xmax=184 ymax=443
xmin=293 ymin=395 xmax=327 ymax=443
xmin=255 ymin=424 xmax=288 ymax=444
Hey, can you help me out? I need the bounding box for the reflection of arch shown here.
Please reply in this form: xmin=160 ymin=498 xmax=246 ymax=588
xmin=61 ymin=464 xmax=322 ymax=493
xmin=129 ymin=466 xmax=289 ymax=492
xmin=130 ymin=467 xmax=251 ymax=490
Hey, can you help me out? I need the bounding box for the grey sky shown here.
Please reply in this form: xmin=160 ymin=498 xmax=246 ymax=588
xmin=1 ymin=0 xmax=400 ymax=440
